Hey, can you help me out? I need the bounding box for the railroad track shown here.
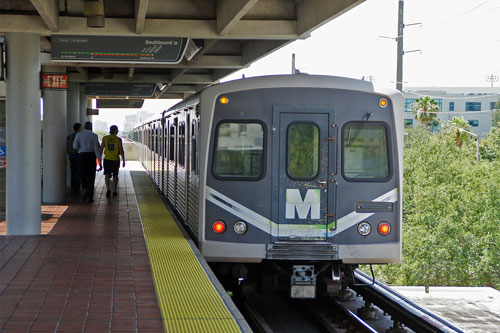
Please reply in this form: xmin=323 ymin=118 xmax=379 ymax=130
xmin=349 ymin=269 xmax=464 ymax=333
xmin=233 ymin=270 xmax=465 ymax=332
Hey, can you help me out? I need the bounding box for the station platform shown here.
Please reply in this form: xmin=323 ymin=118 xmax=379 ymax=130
xmin=393 ymin=286 xmax=500 ymax=332
xmin=0 ymin=162 xmax=249 ymax=333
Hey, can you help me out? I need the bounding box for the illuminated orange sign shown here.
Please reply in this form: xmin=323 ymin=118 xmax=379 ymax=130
xmin=42 ymin=74 xmax=68 ymax=89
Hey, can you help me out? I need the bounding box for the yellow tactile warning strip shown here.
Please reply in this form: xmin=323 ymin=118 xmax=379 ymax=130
xmin=130 ymin=171 xmax=242 ymax=333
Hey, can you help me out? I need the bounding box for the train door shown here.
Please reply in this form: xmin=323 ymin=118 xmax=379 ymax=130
xmin=274 ymin=107 xmax=336 ymax=240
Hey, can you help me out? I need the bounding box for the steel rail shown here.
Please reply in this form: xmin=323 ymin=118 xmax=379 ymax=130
xmin=352 ymin=269 xmax=464 ymax=333
xmin=333 ymin=299 xmax=379 ymax=333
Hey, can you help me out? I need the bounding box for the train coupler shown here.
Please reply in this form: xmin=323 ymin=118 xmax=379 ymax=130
xmin=290 ymin=265 xmax=316 ymax=299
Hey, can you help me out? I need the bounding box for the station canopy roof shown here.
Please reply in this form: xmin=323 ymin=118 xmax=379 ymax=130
xmin=0 ymin=0 xmax=364 ymax=99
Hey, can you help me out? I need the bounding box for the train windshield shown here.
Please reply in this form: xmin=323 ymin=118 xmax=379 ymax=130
xmin=213 ymin=122 xmax=264 ymax=179
xmin=343 ymin=123 xmax=390 ymax=180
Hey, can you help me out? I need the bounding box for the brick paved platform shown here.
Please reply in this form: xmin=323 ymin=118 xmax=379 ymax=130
xmin=0 ymin=169 xmax=163 ymax=332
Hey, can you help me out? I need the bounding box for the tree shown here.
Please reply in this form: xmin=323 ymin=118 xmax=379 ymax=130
xmin=444 ymin=116 xmax=472 ymax=148
xmin=363 ymin=127 xmax=500 ymax=289
xmin=492 ymin=109 xmax=500 ymax=128
xmin=413 ymin=96 xmax=440 ymax=128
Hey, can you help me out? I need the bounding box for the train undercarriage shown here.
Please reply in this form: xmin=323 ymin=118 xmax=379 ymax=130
xmin=211 ymin=261 xmax=358 ymax=299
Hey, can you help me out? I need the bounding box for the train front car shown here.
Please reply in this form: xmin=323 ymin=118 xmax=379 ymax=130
xmin=200 ymin=75 xmax=403 ymax=298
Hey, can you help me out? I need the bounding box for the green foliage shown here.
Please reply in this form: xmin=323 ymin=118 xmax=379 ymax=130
xmin=94 ymin=130 xmax=108 ymax=142
xmin=443 ymin=116 xmax=472 ymax=148
xmin=366 ymin=127 xmax=500 ymax=289
xmin=492 ymin=109 xmax=500 ymax=127
xmin=413 ymin=96 xmax=440 ymax=127
xmin=480 ymin=126 xmax=500 ymax=161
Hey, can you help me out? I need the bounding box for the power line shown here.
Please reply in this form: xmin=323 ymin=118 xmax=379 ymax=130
xmin=429 ymin=0 xmax=494 ymax=29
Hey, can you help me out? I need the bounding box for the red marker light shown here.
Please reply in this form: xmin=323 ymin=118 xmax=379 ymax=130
xmin=378 ymin=222 xmax=391 ymax=236
xmin=212 ymin=221 xmax=226 ymax=234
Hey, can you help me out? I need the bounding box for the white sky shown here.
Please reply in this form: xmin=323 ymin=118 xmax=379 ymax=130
xmin=96 ymin=0 xmax=500 ymax=129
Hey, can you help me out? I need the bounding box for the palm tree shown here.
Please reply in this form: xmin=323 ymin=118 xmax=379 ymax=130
xmin=413 ymin=96 xmax=440 ymax=128
xmin=446 ymin=116 xmax=472 ymax=148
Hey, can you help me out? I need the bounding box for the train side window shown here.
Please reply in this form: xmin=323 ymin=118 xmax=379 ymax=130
xmin=169 ymin=123 xmax=175 ymax=162
xmin=342 ymin=122 xmax=390 ymax=180
xmin=287 ymin=123 xmax=319 ymax=180
xmin=191 ymin=120 xmax=198 ymax=175
xmin=213 ymin=121 xmax=264 ymax=180
xmin=179 ymin=122 xmax=185 ymax=167
xmin=163 ymin=121 xmax=168 ymax=157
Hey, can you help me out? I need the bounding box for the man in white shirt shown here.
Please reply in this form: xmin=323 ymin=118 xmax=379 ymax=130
xmin=73 ymin=122 xmax=102 ymax=202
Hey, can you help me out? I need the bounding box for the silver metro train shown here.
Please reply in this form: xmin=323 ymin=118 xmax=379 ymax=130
xmin=133 ymin=74 xmax=403 ymax=298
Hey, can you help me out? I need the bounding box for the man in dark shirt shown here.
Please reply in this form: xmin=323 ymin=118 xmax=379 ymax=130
xmin=66 ymin=123 xmax=82 ymax=195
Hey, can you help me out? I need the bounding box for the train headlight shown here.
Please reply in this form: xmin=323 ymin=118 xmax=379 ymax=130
xmin=377 ymin=222 xmax=391 ymax=236
xmin=212 ymin=220 xmax=226 ymax=234
xmin=379 ymin=98 xmax=388 ymax=108
xmin=357 ymin=222 xmax=371 ymax=236
xmin=233 ymin=221 xmax=248 ymax=235
xmin=219 ymin=96 xmax=229 ymax=104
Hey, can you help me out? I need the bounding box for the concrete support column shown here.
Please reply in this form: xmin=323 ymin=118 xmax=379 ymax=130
xmin=6 ymin=32 xmax=41 ymax=235
xmin=79 ymin=84 xmax=88 ymax=124
xmin=66 ymin=82 xmax=80 ymax=186
xmin=42 ymin=66 xmax=67 ymax=204
xmin=67 ymin=82 xmax=80 ymax=132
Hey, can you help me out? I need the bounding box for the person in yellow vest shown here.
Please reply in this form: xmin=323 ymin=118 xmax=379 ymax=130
xmin=101 ymin=125 xmax=125 ymax=197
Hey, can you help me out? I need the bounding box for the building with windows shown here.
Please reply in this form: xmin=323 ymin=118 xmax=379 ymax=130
xmin=123 ymin=111 xmax=156 ymax=133
xmin=94 ymin=119 xmax=108 ymax=132
xmin=403 ymin=87 xmax=500 ymax=136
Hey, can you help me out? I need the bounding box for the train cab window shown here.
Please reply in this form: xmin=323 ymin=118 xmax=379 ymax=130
xmin=342 ymin=123 xmax=390 ymax=180
xmin=287 ymin=123 xmax=319 ymax=179
xmin=213 ymin=122 xmax=264 ymax=179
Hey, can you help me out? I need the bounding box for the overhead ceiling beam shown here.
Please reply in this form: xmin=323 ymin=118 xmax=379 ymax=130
xmin=0 ymin=15 xmax=299 ymax=39
xmin=191 ymin=40 xmax=218 ymax=59
xmin=128 ymin=68 xmax=135 ymax=81
xmin=156 ymin=93 xmax=184 ymax=100
xmin=40 ymin=36 xmax=52 ymax=52
xmin=242 ymin=40 xmax=290 ymax=64
xmin=216 ymin=0 xmax=258 ymax=35
xmin=134 ymin=0 xmax=150 ymax=34
xmin=154 ymin=83 xmax=198 ymax=99
xmin=155 ymin=82 xmax=172 ymax=99
xmin=169 ymin=74 xmax=214 ymax=85
xmin=30 ymin=0 xmax=59 ymax=31
xmin=213 ymin=69 xmax=237 ymax=82
xmin=296 ymin=0 xmax=364 ymax=37
xmin=167 ymin=85 xmax=198 ymax=93
xmin=189 ymin=55 xmax=243 ymax=68
xmin=101 ymin=67 xmax=114 ymax=79
xmin=170 ymin=69 xmax=188 ymax=82
xmin=76 ymin=67 xmax=89 ymax=81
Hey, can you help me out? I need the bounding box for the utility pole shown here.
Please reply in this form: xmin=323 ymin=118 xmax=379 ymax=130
xmin=396 ymin=0 xmax=404 ymax=92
